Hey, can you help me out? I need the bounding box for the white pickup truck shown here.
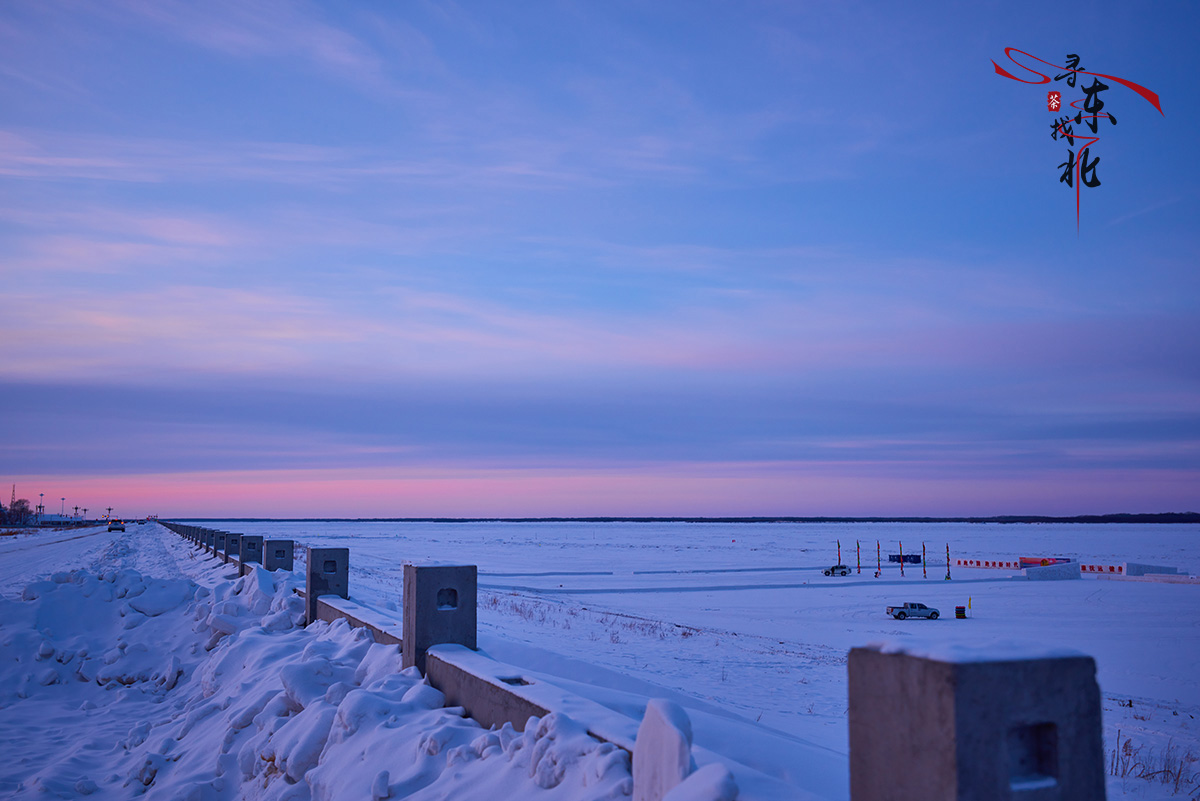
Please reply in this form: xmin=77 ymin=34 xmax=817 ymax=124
xmin=886 ymin=602 xmax=939 ymax=620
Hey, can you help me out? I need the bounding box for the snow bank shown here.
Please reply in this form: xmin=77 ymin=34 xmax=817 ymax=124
xmin=0 ymin=565 xmax=633 ymax=800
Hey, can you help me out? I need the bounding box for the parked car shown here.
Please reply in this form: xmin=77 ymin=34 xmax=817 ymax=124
xmin=108 ymin=520 xmax=125 ymax=532
xmin=824 ymin=564 xmax=851 ymax=577
xmin=886 ymin=602 xmax=939 ymax=620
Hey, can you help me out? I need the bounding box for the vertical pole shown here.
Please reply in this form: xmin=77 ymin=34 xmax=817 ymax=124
xmin=837 ymin=539 xmax=841 ymax=565
xmin=899 ymin=542 xmax=905 ymax=577
xmin=876 ymin=541 xmax=881 ymax=577
xmin=946 ymin=543 xmax=951 ymax=580
xmin=923 ymin=542 xmax=927 ymax=579
xmin=856 ymin=540 xmax=861 ymax=574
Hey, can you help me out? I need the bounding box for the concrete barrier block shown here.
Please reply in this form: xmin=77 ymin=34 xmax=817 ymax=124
xmin=1025 ymin=562 xmax=1081 ymax=581
xmin=239 ymin=535 xmax=264 ymax=576
xmin=224 ymin=532 xmax=242 ymax=565
xmin=213 ymin=531 xmax=227 ymax=556
xmin=403 ymin=563 xmax=477 ymax=673
xmin=633 ymin=699 xmax=696 ymax=801
xmin=306 ymin=547 xmax=349 ymax=625
xmin=425 ymin=649 xmax=552 ymax=732
xmin=1125 ymin=562 xmax=1178 ymax=577
xmin=264 ymin=539 xmax=294 ymax=571
xmin=848 ymin=645 xmax=1104 ymax=801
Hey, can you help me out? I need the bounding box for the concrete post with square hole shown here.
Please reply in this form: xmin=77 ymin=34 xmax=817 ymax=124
xmin=264 ymin=539 xmax=294 ymax=572
xmin=848 ymin=645 xmax=1105 ymax=801
xmin=239 ymin=535 xmax=263 ymax=576
xmin=403 ymin=563 xmax=477 ymax=673
xmin=306 ymin=548 xmax=349 ymax=625
xmin=213 ymin=531 xmax=227 ymax=558
xmin=224 ymin=532 xmax=242 ymax=565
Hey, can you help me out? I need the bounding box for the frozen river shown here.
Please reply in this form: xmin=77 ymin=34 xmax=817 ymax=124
xmin=187 ymin=520 xmax=1200 ymax=798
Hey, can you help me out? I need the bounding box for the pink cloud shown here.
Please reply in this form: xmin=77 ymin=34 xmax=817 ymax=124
xmin=17 ymin=462 xmax=1199 ymax=520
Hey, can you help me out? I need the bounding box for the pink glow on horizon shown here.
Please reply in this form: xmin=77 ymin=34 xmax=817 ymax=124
xmin=15 ymin=464 xmax=1199 ymax=520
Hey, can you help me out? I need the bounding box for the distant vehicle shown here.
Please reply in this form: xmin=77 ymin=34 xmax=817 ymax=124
xmin=887 ymin=602 xmax=939 ymax=620
xmin=108 ymin=520 xmax=125 ymax=532
xmin=824 ymin=564 xmax=851 ymax=577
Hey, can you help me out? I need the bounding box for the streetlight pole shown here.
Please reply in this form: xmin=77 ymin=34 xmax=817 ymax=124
xmin=61 ymin=498 xmax=65 ymax=516
xmin=39 ymin=493 xmax=44 ymax=523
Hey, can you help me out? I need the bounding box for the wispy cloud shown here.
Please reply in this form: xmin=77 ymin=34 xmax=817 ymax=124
xmin=1106 ymin=194 xmax=1190 ymax=226
xmin=0 ymin=127 xmax=681 ymax=190
xmin=109 ymin=0 xmax=395 ymax=95
xmin=5 ymin=269 xmax=1196 ymax=391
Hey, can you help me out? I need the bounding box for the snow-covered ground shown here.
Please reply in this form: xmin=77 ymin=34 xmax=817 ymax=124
xmin=1 ymin=521 xmax=1197 ymax=799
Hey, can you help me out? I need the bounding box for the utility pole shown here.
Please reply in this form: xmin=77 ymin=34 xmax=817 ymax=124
xmin=61 ymin=498 xmax=65 ymax=516
xmin=73 ymin=505 xmax=80 ymax=517
xmin=106 ymin=506 xmax=113 ymax=519
xmin=82 ymin=507 xmax=88 ymax=519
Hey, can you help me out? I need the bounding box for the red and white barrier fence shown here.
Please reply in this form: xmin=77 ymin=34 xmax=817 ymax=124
xmin=955 ymin=559 xmax=1127 ymax=574
xmin=955 ymin=559 xmax=1020 ymax=570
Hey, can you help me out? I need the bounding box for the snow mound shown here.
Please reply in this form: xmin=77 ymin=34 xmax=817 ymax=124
xmin=0 ymin=565 xmax=633 ymax=800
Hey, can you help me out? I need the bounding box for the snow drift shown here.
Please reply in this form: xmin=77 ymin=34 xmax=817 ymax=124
xmin=0 ymin=566 xmax=634 ymax=800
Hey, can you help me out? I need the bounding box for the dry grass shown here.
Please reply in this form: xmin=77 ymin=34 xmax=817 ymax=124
xmin=1110 ymin=729 xmax=1200 ymax=796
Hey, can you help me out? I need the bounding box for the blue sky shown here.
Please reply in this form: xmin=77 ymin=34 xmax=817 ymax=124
xmin=2 ymin=1 xmax=1198 ymax=517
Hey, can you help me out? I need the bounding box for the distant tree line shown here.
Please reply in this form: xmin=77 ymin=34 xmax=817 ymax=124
xmin=1 ymin=497 xmax=33 ymax=525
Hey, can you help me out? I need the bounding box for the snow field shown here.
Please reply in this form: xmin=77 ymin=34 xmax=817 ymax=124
xmin=208 ymin=520 xmax=1200 ymax=800
xmin=3 ymin=520 xmax=1197 ymax=799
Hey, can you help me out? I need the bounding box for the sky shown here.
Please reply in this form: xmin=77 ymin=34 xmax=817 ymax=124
xmin=2 ymin=0 xmax=1198 ymax=518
